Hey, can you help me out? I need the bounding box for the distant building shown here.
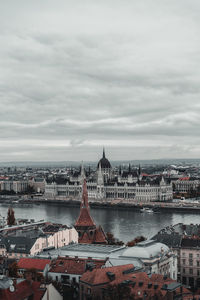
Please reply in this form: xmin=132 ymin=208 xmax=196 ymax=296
xmin=38 ymin=240 xmax=177 ymax=280
xmin=0 ymin=180 xmax=28 ymax=193
xmin=172 ymin=177 xmax=200 ymax=193
xmin=29 ymin=177 xmax=45 ymax=193
xmin=121 ymin=240 xmax=177 ymax=280
xmin=47 ymin=256 xmax=106 ymax=285
xmin=45 ymin=149 xmax=173 ymax=202
xmin=80 ymin=264 xmax=189 ymax=300
xmin=180 ymin=237 xmax=200 ymax=288
xmin=152 ymin=223 xmax=200 ymax=289
xmin=0 ymin=222 xmax=78 ymax=258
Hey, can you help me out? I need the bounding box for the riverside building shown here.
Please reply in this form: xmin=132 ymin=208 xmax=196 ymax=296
xmin=45 ymin=150 xmax=173 ymax=202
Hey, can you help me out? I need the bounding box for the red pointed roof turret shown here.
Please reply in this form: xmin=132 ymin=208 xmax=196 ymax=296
xmin=75 ymin=180 xmax=96 ymax=228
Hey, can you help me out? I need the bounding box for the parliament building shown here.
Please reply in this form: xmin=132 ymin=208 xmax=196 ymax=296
xmin=45 ymin=150 xmax=173 ymax=202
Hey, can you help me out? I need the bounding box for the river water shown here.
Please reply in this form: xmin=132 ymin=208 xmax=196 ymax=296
xmin=1 ymin=203 xmax=200 ymax=242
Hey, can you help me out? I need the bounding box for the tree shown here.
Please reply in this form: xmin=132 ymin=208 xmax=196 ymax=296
xmin=126 ymin=236 xmax=146 ymax=247
xmin=106 ymin=232 xmax=124 ymax=246
xmin=7 ymin=207 xmax=16 ymax=226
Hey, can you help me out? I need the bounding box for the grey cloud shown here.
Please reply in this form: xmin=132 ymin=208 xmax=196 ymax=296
xmin=0 ymin=0 xmax=200 ymax=161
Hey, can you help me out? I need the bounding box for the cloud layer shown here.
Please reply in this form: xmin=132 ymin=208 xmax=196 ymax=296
xmin=0 ymin=0 xmax=200 ymax=161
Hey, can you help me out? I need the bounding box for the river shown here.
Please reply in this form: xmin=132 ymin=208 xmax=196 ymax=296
xmin=1 ymin=203 xmax=200 ymax=242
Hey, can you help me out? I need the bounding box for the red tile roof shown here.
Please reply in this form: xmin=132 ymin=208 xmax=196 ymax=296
xmin=79 ymin=231 xmax=92 ymax=244
xmin=94 ymin=226 xmax=107 ymax=244
xmin=75 ymin=207 xmax=96 ymax=227
xmin=80 ymin=264 xmax=134 ymax=285
xmin=80 ymin=266 xmax=191 ymax=300
xmin=125 ymin=273 xmax=191 ymax=299
xmin=17 ymin=258 xmax=51 ymax=271
xmin=49 ymin=257 xmax=106 ymax=275
xmin=0 ymin=281 xmax=46 ymax=300
xmin=179 ymin=177 xmax=190 ymax=181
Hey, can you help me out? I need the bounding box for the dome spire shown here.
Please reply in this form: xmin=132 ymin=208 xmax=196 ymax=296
xmin=103 ymin=147 xmax=105 ymax=158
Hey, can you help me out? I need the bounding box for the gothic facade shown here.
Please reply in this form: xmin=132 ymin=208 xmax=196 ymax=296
xmin=45 ymin=150 xmax=173 ymax=202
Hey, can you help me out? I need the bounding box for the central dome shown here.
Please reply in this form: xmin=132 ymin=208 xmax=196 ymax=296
xmin=97 ymin=149 xmax=111 ymax=169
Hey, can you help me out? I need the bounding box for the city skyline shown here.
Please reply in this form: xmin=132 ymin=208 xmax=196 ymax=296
xmin=1 ymin=1 xmax=200 ymax=161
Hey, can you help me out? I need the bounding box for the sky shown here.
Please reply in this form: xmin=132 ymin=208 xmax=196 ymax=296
xmin=0 ymin=0 xmax=200 ymax=162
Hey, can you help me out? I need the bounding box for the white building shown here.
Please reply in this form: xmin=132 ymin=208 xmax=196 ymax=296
xmin=45 ymin=150 xmax=173 ymax=202
xmin=0 ymin=180 xmax=28 ymax=193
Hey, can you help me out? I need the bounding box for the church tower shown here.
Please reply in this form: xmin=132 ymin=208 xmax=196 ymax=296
xmin=74 ymin=180 xmax=107 ymax=244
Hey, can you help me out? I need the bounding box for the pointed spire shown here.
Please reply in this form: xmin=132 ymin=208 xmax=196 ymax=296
xmin=103 ymin=147 xmax=105 ymax=158
xmin=81 ymin=161 xmax=85 ymax=178
xmin=128 ymin=163 xmax=131 ymax=174
xmin=81 ymin=179 xmax=89 ymax=208
xmin=119 ymin=165 xmax=122 ymax=175
xmin=75 ymin=179 xmax=96 ymax=228
xmin=97 ymin=162 xmax=104 ymax=185
xmin=138 ymin=164 xmax=141 ymax=176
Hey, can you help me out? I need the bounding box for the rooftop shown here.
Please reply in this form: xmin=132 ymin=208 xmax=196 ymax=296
xmin=61 ymin=243 xmax=125 ymax=254
xmin=17 ymin=258 xmax=51 ymax=271
xmin=121 ymin=240 xmax=169 ymax=259
xmin=49 ymin=256 xmax=106 ymax=275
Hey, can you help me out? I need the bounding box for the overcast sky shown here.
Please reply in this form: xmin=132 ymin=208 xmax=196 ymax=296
xmin=0 ymin=0 xmax=200 ymax=162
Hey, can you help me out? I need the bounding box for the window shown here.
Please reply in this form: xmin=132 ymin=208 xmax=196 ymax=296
xmin=198 ymin=270 xmax=200 ymax=276
xmin=189 ymin=253 xmax=193 ymax=259
xmin=189 ymin=269 xmax=193 ymax=275
xmin=197 ymin=261 xmax=200 ymax=267
xmin=182 ymin=259 xmax=186 ymax=265
xmin=183 ymin=268 xmax=185 ymax=274
xmin=182 ymin=277 xmax=187 ymax=285
xmin=189 ymin=260 xmax=193 ymax=266
xmin=87 ymin=288 xmax=91 ymax=295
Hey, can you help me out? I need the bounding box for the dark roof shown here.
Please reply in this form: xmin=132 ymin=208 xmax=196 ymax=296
xmin=121 ymin=170 xmax=139 ymax=178
xmin=97 ymin=149 xmax=111 ymax=169
xmin=46 ymin=176 xmax=68 ymax=184
xmin=34 ymin=178 xmax=45 ymax=183
xmin=162 ymin=282 xmax=181 ymax=291
xmin=181 ymin=238 xmax=200 ymax=248
xmin=98 ymin=157 xmax=111 ymax=169
xmin=152 ymin=233 xmax=182 ymax=248
xmin=5 ymin=236 xmax=37 ymax=254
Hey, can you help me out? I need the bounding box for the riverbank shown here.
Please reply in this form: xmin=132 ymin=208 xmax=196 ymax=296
xmin=1 ymin=196 xmax=200 ymax=214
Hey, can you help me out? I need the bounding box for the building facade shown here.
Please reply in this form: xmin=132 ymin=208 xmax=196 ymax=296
xmin=45 ymin=150 xmax=173 ymax=202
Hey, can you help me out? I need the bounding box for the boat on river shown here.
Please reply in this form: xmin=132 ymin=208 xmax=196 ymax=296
xmin=140 ymin=207 xmax=154 ymax=213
